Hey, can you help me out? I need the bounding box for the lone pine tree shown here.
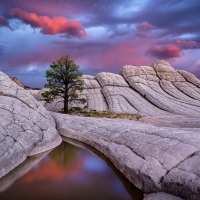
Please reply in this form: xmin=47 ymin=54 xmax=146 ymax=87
xmin=42 ymin=55 xmax=86 ymax=113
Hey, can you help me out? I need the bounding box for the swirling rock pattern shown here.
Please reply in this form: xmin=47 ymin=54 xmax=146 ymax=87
xmin=2 ymin=60 xmax=200 ymax=200
xmin=119 ymin=61 xmax=200 ymax=116
xmin=37 ymin=60 xmax=200 ymax=117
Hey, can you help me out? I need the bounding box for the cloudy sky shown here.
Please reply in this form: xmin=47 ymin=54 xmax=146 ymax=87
xmin=0 ymin=0 xmax=200 ymax=87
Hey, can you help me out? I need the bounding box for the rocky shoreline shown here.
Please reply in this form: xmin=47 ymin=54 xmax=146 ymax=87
xmin=1 ymin=60 xmax=200 ymax=199
xmin=52 ymin=113 xmax=200 ymax=200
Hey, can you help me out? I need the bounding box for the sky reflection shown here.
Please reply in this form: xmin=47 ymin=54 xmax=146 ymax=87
xmin=0 ymin=142 xmax=142 ymax=200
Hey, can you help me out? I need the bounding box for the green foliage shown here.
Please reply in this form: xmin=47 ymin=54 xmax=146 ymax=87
xmin=42 ymin=55 xmax=86 ymax=112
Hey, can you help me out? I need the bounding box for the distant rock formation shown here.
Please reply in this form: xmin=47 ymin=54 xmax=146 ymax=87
xmin=10 ymin=77 xmax=40 ymax=90
xmin=36 ymin=60 xmax=200 ymax=117
xmin=10 ymin=77 xmax=25 ymax=88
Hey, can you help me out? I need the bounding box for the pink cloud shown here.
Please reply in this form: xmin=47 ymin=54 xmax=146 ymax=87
xmin=73 ymin=39 xmax=153 ymax=73
xmin=197 ymin=60 xmax=200 ymax=66
xmin=0 ymin=15 xmax=13 ymax=30
xmin=146 ymin=45 xmax=182 ymax=59
xmin=136 ymin=32 xmax=148 ymax=38
xmin=9 ymin=8 xmax=87 ymax=39
xmin=136 ymin=22 xmax=156 ymax=32
xmin=0 ymin=34 xmax=152 ymax=73
xmin=175 ymin=40 xmax=199 ymax=49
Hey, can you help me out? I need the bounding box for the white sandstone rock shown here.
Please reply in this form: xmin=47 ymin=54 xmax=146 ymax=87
xmin=96 ymin=72 xmax=129 ymax=87
xmin=52 ymin=113 xmax=200 ymax=196
xmin=177 ymin=70 xmax=200 ymax=88
xmin=120 ymin=64 xmax=200 ymax=116
xmin=0 ymin=71 xmax=61 ymax=178
xmin=96 ymin=72 xmax=167 ymax=115
xmin=144 ymin=192 xmax=183 ymax=200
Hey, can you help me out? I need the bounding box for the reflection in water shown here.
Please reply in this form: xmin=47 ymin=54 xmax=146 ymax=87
xmin=0 ymin=151 xmax=49 ymax=192
xmin=49 ymin=142 xmax=78 ymax=167
xmin=63 ymin=138 xmax=143 ymax=200
xmin=0 ymin=141 xmax=143 ymax=200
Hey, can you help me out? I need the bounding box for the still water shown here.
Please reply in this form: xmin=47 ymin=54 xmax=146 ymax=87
xmin=0 ymin=140 xmax=143 ymax=200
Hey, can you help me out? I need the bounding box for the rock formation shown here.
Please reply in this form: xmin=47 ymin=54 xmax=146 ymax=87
xmin=10 ymin=77 xmax=26 ymax=88
xmin=52 ymin=113 xmax=200 ymax=200
xmin=0 ymin=72 xmax=62 ymax=179
xmin=144 ymin=192 xmax=183 ymax=200
xmin=1 ymin=60 xmax=200 ymax=200
xmin=120 ymin=61 xmax=200 ymax=116
xmin=0 ymin=151 xmax=49 ymax=192
xmin=34 ymin=60 xmax=200 ymax=117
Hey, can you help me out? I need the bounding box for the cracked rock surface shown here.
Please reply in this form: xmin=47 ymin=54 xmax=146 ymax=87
xmin=52 ymin=112 xmax=200 ymax=199
xmin=144 ymin=192 xmax=183 ymax=200
xmin=2 ymin=60 xmax=200 ymax=199
xmin=33 ymin=60 xmax=200 ymax=118
xmin=120 ymin=61 xmax=200 ymax=116
xmin=96 ymin=72 xmax=167 ymax=115
xmin=177 ymin=70 xmax=200 ymax=88
xmin=36 ymin=75 xmax=108 ymax=112
xmin=80 ymin=75 xmax=108 ymax=111
xmin=0 ymin=71 xmax=62 ymax=178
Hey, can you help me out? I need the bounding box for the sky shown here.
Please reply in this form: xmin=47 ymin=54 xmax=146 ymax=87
xmin=0 ymin=0 xmax=200 ymax=88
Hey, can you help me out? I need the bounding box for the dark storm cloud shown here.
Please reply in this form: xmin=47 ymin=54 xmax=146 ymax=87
xmin=133 ymin=0 xmax=200 ymax=39
xmin=0 ymin=0 xmax=130 ymax=20
xmin=0 ymin=0 xmax=200 ymax=87
xmin=175 ymin=40 xmax=200 ymax=50
xmin=1 ymin=0 xmax=199 ymax=39
xmin=145 ymin=45 xmax=182 ymax=59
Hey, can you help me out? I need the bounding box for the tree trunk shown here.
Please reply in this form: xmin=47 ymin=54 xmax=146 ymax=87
xmin=64 ymin=98 xmax=68 ymax=113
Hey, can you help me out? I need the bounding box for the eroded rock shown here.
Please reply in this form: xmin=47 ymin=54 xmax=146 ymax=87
xmin=144 ymin=192 xmax=183 ymax=200
xmin=120 ymin=62 xmax=200 ymax=116
xmin=0 ymin=71 xmax=61 ymax=178
xmin=177 ymin=70 xmax=200 ymax=88
xmin=52 ymin=112 xmax=200 ymax=196
xmin=162 ymin=151 xmax=200 ymax=200
xmin=96 ymin=72 xmax=167 ymax=115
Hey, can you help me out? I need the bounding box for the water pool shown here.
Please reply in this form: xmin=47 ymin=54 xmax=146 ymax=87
xmin=0 ymin=140 xmax=143 ymax=200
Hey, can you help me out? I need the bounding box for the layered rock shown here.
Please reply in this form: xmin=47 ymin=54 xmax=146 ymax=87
xmin=29 ymin=60 xmax=200 ymax=118
xmin=151 ymin=60 xmax=200 ymax=102
xmin=1 ymin=60 xmax=200 ymax=199
xmin=177 ymin=70 xmax=200 ymax=88
xmin=80 ymin=75 xmax=108 ymax=111
xmin=36 ymin=75 xmax=108 ymax=112
xmin=0 ymin=71 xmax=62 ymax=178
xmin=96 ymin=72 xmax=167 ymax=115
xmin=120 ymin=61 xmax=200 ymax=116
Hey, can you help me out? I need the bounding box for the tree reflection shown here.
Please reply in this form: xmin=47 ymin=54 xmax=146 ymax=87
xmin=49 ymin=142 xmax=79 ymax=167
